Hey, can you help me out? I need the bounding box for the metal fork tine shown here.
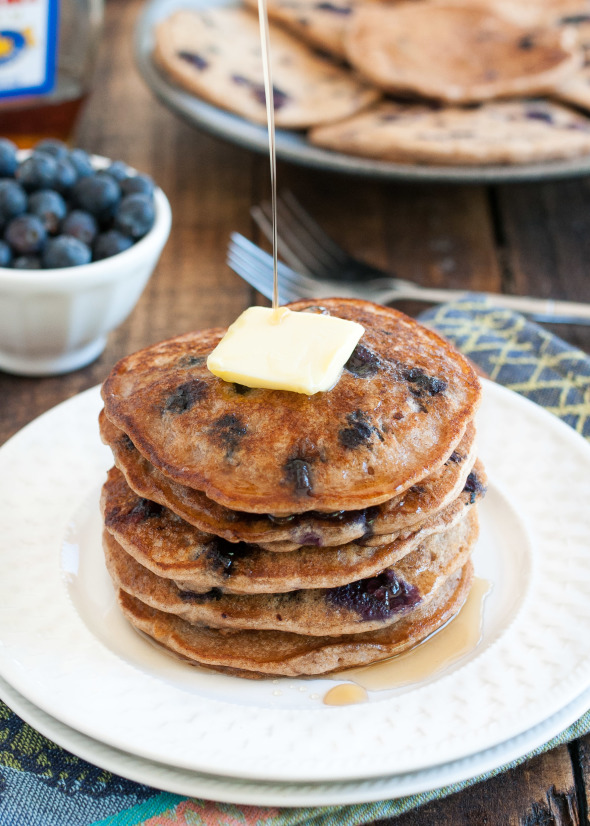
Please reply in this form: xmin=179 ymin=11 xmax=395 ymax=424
xmin=252 ymin=195 xmax=349 ymax=278
xmin=230 ymin=234 xmax=321 ymax=293
xmin=254 ymin=201 xmax=335 ymax=277
xmin=227 ymin=236 xmax=311 ymax=303
xmin=227 ymin=251 xmax=275 ymax=300
xmin=227 ymin=250 xmax=288 ymax=302
xmin=250 ymin=205 xmax=317 ymax=276
xmin=274 ymin=200 xmax=341 ymax=275
xmin=281 ymin=192 xmax=350 ymax=265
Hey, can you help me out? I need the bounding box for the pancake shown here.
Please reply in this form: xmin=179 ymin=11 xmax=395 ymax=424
xmin=438 ymin=0 xmax=590 ymax=27
xmin=309 ymin=98 xmax=590 ymax=164
xmin=101 ymin=463 xmax=485 ymax=594
xmin=101 ymin=299 xmax=482 ymax=515
xmin=344 ymin=3 xmax=581 ymax=103
xmin=555 ymin=15 xmax=590 ymax=109
xmin=242 ymin=0 xmax=360 ymax=58
xmin=152 ymin=8 xmax=378 ymax=129
xmin=116 ymin=561 xmax=473 ymax=677
xmin=100 ymin=410 xmax=477 ymax=551
xmin=104 ymin=508 xmax=477 ymax=635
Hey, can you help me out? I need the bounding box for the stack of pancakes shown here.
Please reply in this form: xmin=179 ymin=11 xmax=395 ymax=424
xmin=99 ymin=298 xmax=485 ymax=678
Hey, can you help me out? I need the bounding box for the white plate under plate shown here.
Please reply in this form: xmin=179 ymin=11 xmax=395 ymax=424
xmin=0 ymin=381 xmax=589 ymax=783
xmin=134 ymin=0 xmax=590 ymax=185
xmin=1 ymin=672 xmax=589 ymax=807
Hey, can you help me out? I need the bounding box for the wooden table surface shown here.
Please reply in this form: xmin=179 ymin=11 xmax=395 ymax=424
xmin=2 ymin=0 xmax=590 ymax=822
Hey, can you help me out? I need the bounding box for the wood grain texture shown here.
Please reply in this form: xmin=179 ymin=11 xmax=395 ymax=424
xmin=0 ymin=0 xmax=588 ymax=821
xmin=375 ymin=748 xmax=579 ymax=826
xmin=492 ymin=181 xmax=590 ymax=351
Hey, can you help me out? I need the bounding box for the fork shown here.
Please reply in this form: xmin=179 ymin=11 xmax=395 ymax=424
xmin=243 ymin=192 xmax=590 ymax=325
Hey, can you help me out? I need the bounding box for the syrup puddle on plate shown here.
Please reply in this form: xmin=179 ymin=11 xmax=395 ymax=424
xmin=323 ymin=577 xmax=491 ymax=705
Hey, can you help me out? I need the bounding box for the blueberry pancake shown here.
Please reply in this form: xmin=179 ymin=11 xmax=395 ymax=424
xmin=309 ymin=98 xmax=590 ymax=164
xmin=101 ymin=463 xmax=485 ymax=594
xmin=116 ymin=562 xmax=473 ymax=678
xmin=101 ymin=299 xmax=482 ymax=515
xmin=345 ymin=3 xmax=581 ymax=103
xmin=104 ymin=508 xmax=477 ymax=636
xmin=242 ymin=0 xmax=361 ymax=59
xmin=152 ymin=8 xmax=378 ymax=130
xmin=555 ymin=15 xmax=590 ymax=109
xmin=100 ymin=411 xmax=477 ymax=551
xmin=101 ymin=298 xmax=485 ymax=677
xmin=432 ymin=0 xmax=590 ymax=28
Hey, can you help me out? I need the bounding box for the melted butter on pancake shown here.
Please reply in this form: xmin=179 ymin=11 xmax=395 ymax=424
xmin=207 ymin=305 xmax=364 ymax=394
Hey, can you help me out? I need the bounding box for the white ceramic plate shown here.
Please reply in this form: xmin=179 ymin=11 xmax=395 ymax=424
xmin=0 ymin=381 xmax=589 ymax=783
xmin=2 ymin=673 xmax=589 ymax=806
xmin=134 ymin=0 xmax=590 ymax=185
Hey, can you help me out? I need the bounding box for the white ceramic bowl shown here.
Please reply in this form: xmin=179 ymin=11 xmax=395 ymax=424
xmin=0 ymin=156 xmax=172 ymax=376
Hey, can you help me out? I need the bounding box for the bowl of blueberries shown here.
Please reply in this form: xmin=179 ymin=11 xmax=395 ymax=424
xmin=0 ymin=137 xmax=172 ymax=376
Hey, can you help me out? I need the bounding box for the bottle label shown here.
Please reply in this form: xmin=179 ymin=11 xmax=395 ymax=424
xmin=0 ymin=0 xmax=59 ymax=100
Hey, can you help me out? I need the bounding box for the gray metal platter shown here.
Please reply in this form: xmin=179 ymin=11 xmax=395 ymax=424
xmin=134 ymin=0 xmax=590 ymax=185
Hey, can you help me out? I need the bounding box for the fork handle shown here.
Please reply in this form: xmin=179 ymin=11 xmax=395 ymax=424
xmin=381 ymin=285 xmax=590 ymax=324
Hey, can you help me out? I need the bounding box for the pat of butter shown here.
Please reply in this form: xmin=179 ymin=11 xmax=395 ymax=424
xmin=207 ymin=306 xmax=364 ymax=394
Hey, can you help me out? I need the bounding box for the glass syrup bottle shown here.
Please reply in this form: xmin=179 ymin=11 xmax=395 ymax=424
xmin=0 ymin=0 xmax=103 ymax=147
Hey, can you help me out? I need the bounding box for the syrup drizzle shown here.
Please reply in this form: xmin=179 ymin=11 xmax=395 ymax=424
xmin=323 ymin=577 xmax=491 ymax=704
xmin=255 ymin=0 xmax=490 ymax=708
xmin=257 ymin=0 xmax=279 ymax=311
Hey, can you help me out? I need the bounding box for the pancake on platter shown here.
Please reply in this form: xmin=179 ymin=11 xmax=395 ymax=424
xmin=101 ymin=299 xmax=482 ymax=516
xmin=104 ymin=508 xmax=477 ymax=636
xmin=242 ymin=0 xmax=360 ymax=58
xmin=116 ymin=562 xmax=473 ymax=678
xmin=101 ymin=463 xmax=486 ymax=594
xmin=100 ymin=411 xmax=477 ymax=551
xmin=153 ymin=7 xmax=378 ymax=129
xmin=344 ymin=3 xmax=581 ymax=103
xmin=309 ymin=98 xmax=590 ymax=165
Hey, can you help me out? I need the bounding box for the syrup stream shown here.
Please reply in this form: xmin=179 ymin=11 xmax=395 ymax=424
xmin=257 ymin=0 xmax=279 ymax=311
xmin=255 ymin=0 xmax=489 ymax=707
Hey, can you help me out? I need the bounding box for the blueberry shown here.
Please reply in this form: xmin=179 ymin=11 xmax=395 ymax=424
xmin=34 ymin=138 xmax=69 ymax=160
xmin=28 ymin=190 xmax=67 ymax=234
xmin=345 ymin=344 xmax=380 ymax=378
xmin=0 ymin=180 xmax=27 ymax=225
xmin=4 ymin=214 xmax=47 ymax=255
xmin=13 ymin=255 xmax=42 ymax=269
xmin=114 ymin=193 xmax=155 ymax=239
xmin=283 ymin=457 xmax=313 ymax=495
xmin=106 ymin=160 xmax=130 ymax=182
xmin=42 ymin=235 xmax=91 ymax=268
xmin=180 ymin=52 xmax=209 ymax=70
xmin=0 ymin=240 xmax=12 ymax=267
xmin=93 ymin=229 xmax=133 ymax=260
xmin=16 ymin=153 xmax=58 ymax=191
xmin=72 ymin=172 xmax=121 ymax=219
xmin=463 ymin=471 xmax=486 ymax=504
xmin=327 ymin=571 xmax=420 ymax=622
xmin=68 ymin=148 xmax=95 ymax=178
xmin=162 ymin=379 xmax=208 ymax=413
xmin=0 ymin=139 xmax=18 ymax=177
xmin=404 ymin=368 xmax=447 ymax=397
xmin=53 ymin=158 xmax=77 ymax=193
xmin=121 ymin=174 xmax=155 ymax=198
xmin=316 ymin=2 xmax=352 ymax=12
xmin=61 ymin=209 xmax=98 ymax=246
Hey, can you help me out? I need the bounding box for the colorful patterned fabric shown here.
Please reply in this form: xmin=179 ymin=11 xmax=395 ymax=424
xmin=1 ymin=296 xmax=589 ymax=826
